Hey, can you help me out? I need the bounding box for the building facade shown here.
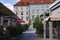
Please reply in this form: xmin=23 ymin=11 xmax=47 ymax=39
xmin=14 ymin=0 xmax=55 ymax=24
xmin=14 ymin=6 xmax=29 ymax=24
xmin=30 ymin=4 xmax=49 ymax=20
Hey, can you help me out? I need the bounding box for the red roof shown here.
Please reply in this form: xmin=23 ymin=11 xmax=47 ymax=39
xmin=14 ymin=0 xmax=56 ymax=6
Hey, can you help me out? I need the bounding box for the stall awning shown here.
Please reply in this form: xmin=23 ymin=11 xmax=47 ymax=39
xmin=43 ymin=17 xmax=50 ymax=21
xmin=43 ymin=13 xmax=60 ymax=21
xmin=0 ymin=2 xmax=19 ymax=19
xmin=50 ymin=14 xmax=60 ymax=21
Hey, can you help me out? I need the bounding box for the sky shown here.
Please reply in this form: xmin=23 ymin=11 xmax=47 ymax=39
xmin=0 ymin=0 xmax=59 ymax=12
xmin=0 ymin=0 xmax=20 ymax=12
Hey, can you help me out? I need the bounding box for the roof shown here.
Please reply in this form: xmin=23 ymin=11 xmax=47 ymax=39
xmin=49 ymin=0 xmax=60 ymax=8
xmin=14 ymin=0 xmax=32 ymax=6
xmin=14 ymin=0 xmax=56 ymax=6
xmin=0 ymin=2 xmax=19 ymax=19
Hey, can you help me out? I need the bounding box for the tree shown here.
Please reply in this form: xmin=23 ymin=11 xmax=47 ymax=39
xmin=34 ymin=16 xmax=43 ymax=36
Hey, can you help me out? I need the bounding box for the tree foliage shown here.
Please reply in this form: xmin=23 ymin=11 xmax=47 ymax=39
xmin=34 ymin=17 xmax=43 ymax=35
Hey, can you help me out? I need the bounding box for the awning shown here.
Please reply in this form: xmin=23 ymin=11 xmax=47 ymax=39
xmin=43 ymin=14 xmax=60 ymax=21
xmin=0 ymin=2 xmax=19 ymax=19
xmin=14 ymin=20 xmax=25 ymax=23
xmin=50 ymin=14 xmax=60 ymax=21
xmin=43 ymin=17 xmax=50 ymax=21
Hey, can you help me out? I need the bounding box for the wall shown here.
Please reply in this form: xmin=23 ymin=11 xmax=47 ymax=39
xmin=30 ymin=4 xmax=50 ymax=20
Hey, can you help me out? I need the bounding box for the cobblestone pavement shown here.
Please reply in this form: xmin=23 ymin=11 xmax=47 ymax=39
xmin=18 ymin=26 xmax=41 ymax=40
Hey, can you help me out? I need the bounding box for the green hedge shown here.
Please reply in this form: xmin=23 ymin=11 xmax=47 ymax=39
xmin=0 ymin=25 xmax=3 ymax=29
xmin=6 ymin=24 xmax=29 ymax=37
xmin=21 ymin=24 xmax=29 ymax=32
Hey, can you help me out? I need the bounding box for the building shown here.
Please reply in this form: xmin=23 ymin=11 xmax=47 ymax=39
xmin=14 ymin=0 xmax=55 ymax=24
xmin=14 ymin=0 xmax=30 ymax=24
xmin=43 ymin=0 xmax=60 ymax=40
xmin=0 ymin=2 xmax=19 ymax=26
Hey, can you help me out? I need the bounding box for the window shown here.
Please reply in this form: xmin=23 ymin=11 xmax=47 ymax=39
xmin=26 ymin=11 xmax=29 ymax=15
xmin=41 ymin=9 xmax=45 ymax=12
xmin=37 ymin=10 xmax=39 ymax=14
xmin=32 ymin=10 xmax=35 ymax=14
xmin=37 ymin=15 xmax=39 ymax=17
xmin=26 ymin=17 xmax=28 ymax=21
xmin=41 ymin=5 xmax=44 ymax=8
xmin=52 ymin=21 xmax=59 ymax=38
xmin=52 ymin=21 xmax=59 ymax=28
xmin=26 ymin=7 xmax=28 ymax=10
xmin=47 ymin=9 xmax=49 ymax=12
xmin=21 ymin=11 xmax=23 ymax=15
xmin=21 ymin=16 xmax=23 ymax=20
xmin=21 ymin=7 xmax=23 ymax=10
xmin=32 ymin=15 xmax=34 ymax=19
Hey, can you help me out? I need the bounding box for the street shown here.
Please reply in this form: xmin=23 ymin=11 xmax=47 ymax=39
xmin=18 ymin=26 xmax=40 ymax=40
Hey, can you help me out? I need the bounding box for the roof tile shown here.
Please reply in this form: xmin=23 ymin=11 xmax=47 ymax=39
xmin=14 ymin=0 xmax=56 ymax=6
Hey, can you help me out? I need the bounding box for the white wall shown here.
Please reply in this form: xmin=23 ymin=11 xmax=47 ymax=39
xmin=30 ymin=4 xmax=50 ymax=20
xmin=14 ymin=4 xmax=50 ymax=24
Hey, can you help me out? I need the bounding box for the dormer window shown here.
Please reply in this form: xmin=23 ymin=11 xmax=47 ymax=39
xmin=26 ymin=2 xmax=29 ymax=5
xmin=21 ymin=2 xmax=24 ymax=5
xmin=41 ymin=0 xmax=44 ymax=3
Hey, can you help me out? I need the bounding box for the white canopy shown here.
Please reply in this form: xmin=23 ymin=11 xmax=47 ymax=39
xmin=44 ymin=13 xmax=60 ymax=21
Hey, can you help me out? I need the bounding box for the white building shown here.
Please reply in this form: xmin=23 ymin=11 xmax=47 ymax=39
xmin=14 ymin=0 xmax=55 ymax=24
xmin=30 ymin=4 xmax=50 ymax=20
xmin=14 ymin=3 xmax=30 ymax=24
